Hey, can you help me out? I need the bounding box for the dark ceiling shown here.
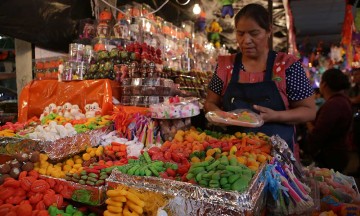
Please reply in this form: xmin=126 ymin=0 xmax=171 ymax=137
xmin=290 ymin=0 xmax=345 ymax=46
xmin=0 ymin=0 xmax=350 ymax=53
xmin=116 ymin=0 xmax=287 ymax=50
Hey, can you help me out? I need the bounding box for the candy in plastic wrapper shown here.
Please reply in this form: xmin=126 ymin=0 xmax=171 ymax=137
xmin=270 ymin=135 xmax=304 ymax=179
xmin=205 ymin=109 xmax=264 ymax=127
xmin=0 ymin=137 xmax=40 ymax=155
xmin=150 ymin=97 xmax=200 ymax=119
xmin=39 ymin=126 xmax=110 ymax=162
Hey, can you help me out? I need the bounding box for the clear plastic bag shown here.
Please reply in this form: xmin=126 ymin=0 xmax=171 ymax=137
xmin=205 ymin=109 xmax=264 ymax=127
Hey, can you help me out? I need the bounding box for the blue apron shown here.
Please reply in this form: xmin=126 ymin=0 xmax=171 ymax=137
xmin=222 ymin=51 xmax=295 ymax=150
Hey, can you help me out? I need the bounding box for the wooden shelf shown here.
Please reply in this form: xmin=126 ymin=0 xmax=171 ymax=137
xmin=179 ymin=86 xmax=204 ymax=90
xmin=170 ymin=74 xmax=196 ymax=79
xmin=0 ymin=72 xmax=16 ymax=80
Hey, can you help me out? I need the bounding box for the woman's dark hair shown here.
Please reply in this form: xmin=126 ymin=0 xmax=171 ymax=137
xmin=234 ymin=4 xmax=271 ymax=31
xmin=321 ymin=68 xmax=350 ymax=91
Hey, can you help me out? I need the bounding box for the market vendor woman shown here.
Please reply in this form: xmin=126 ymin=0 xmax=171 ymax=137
xmin=204 ymin=4 xmax=316 ymax=151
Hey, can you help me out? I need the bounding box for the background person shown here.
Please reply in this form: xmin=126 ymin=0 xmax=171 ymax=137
xmin=306 ymin=69 xmax=353 ymax=172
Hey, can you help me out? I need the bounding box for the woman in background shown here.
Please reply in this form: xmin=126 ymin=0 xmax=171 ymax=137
xmin=306 ymin=69 xmax=353 ymax=172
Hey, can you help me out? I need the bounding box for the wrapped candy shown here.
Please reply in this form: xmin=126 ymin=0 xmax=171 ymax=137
xmin=145 ymin=121 xmax=154 ymax=146
xmin=266 ymin=158 xmax=314 ymax=215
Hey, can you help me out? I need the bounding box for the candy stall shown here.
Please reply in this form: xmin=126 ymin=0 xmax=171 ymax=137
xmin=0 ymin=1 xmax=359 ymax=216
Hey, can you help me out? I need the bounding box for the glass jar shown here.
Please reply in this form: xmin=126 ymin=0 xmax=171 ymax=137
xmin=113 ymin=12 xmax=130 ymax=40
xmin=96 ymin=21 xmax=111 ymax=38
xmin=69 ymin=43 xmax=85 ymax=62
xmin=129 ymin=17 xmax=140 ymax=42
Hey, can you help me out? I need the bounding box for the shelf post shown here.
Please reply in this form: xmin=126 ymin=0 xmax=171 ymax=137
xmin=15 ymin=39 xmax=33 ymax=99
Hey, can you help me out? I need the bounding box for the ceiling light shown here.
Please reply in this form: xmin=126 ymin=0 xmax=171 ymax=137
xmin=193 ymin=3 xmax=201 ymax=15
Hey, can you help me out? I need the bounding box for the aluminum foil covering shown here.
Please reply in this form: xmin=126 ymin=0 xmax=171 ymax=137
xmin=106 ymin=163 xmax=267 ymax=215
xmin=40 ymin=175 xmax=106 ymax=206
xmin=0 ymin=137 xmax=40 ymax=155
xmin=38 ymin=126 xmax=110 ymax=162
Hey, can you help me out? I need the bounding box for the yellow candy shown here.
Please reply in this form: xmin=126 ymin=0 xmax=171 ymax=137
xmin=248 ymin=165 xmax=259 ymax=171
xmin=89 ymin=151 xmax=96 ymax=157
xmin=82 ymin=153 xmax=91 ymax=161
xmin=39 ymin=154 xmax=48 ymax=161
xmin=52 ymin=172 xmax=61 ymax=178
xmin=38 ymin=168 xmax=46 ymax=175
xmin=73 ymin=155 xmax=81 ymax=159
xmin=95 ymin=149 xmax=103 ymax=157
xmin=40 ymin=162 xmax=49 ymax=169
xmin=66 ymin=159 xmax=74 ymax=166
xmin=73 ymin=164 xmax=82 ymax=169
xmin=256 ymin=154 xmax=267 ymax=163
xmin=205 ymin=156 xmax=214 ymax=161
xmin=63 ymin=164 xmax=72 ymax=171
xmin=59 ymin=172 xmax=66 ymax=178
xmin=191 ymin=157 xmax=201 ymax=163
xmin=75 ymin=158 xmax=83 ymax=164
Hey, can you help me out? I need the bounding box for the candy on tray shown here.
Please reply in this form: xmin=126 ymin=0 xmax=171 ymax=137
xmin=205 ymin=109 xmax=264 ymax=127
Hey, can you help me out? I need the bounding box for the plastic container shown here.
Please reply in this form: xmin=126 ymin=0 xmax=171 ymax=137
xmin=163 ymin=79 xmax=174 ymax=87
xmin=121 ymin=86 xmax=132 ymax=96
xmin=205 ymin=109 xmax=264 ymax=128
xmin=131 ymin=78 xmax=142 ymax=86
xmin=69 ymin=43 xmax=85 ymax=62
xmin=131 ymin=86 xmax=142 ymax=95
xmin=121 ymin=78 xmax=132 ymax=86
xmin=121 ymin=96 xmax=131 ymax=105
xmin=162 ymin=87 xmax=171 ymax=96
xmin=141 ymin=86 xmax=156 ymax=96
xmin=34 ymin=57 xmax=66 ymax=80
xmin=131 ymin=96 xmax=143 ymax=106
xmin=62 ymin=61 xmax=75 ymax=81
xmin=128 ymin=61 xmax=141 ymax=78
xmin=148 ymin=96 xmax=160 ymax=104
xmin=150 ymin=97 xmax=200 ymax=119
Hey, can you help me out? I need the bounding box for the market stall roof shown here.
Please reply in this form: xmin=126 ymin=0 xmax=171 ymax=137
xmin=291 ymin=0 xmax=345 ymax=45
xmin=0 ymin=0 xmax=288 ymax=52
xmin=0 ymin=0 xmax=352 ymax=52
xmin=117 ymin=0 xmax=288 ymax=51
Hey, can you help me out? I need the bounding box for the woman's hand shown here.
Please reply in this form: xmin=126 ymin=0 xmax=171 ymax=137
xmin=253 ymin=105 xmax=278 ymax=122
xmin=253 ymin=95 xmax=316 ymax=125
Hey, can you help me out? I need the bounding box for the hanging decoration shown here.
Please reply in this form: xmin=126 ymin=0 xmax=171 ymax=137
xmin=352 ymin=1 xmax=360 ymax=68
xmin=206 ymin=19 xmax=223 ymax=49
xmin=282 ymin=0 xmax=298 ymax=56
xmin=220 ymin=0 xmax=235 ymax=18
xmin=342 ymin=3 xmax=355 ymax=69
xmin=195 ymin=11 xmax=207 ymax=32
